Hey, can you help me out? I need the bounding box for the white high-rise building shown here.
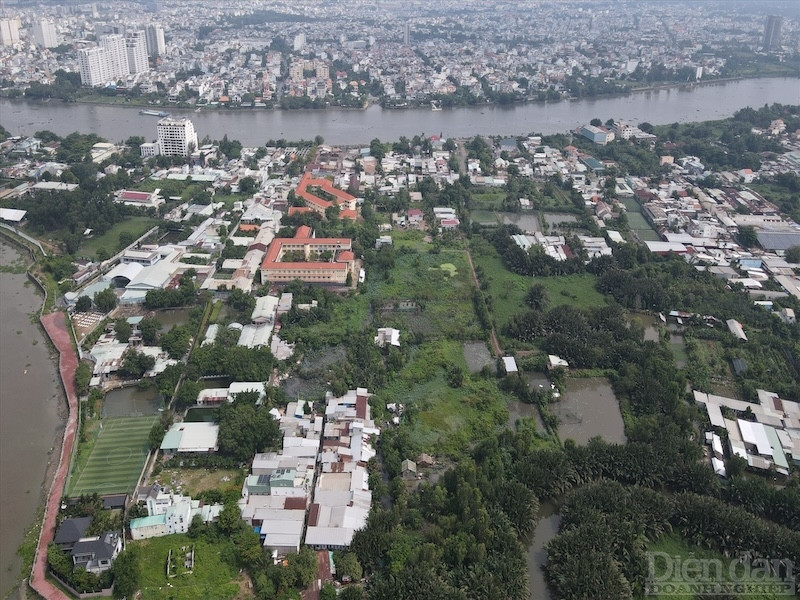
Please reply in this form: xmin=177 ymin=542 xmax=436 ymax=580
xmin=126 ymin=30 xmax=149 ymax=74
xmin=293 ymin=32 xmax=306 ymax=52
xmin=99 ymin=34 xmax=129 ymax=80
xmin=32 ymin=20 xmax=58 ymax=48
xmin=0 ymin=18 xmax=21 ymax=46
xmin=145 ymin=24 xmax=165 ymax=58
xmin=78 ymin=47 xmax=113 ymax=87
xmin=157 ymin=117 xmax=198 ymax=157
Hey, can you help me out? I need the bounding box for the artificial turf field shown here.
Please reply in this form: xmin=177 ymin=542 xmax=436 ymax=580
xmin=67 ymin=416 xmax=156 ymax=497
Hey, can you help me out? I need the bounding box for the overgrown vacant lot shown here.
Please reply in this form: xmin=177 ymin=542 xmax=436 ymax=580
xmin=376 ymin=340 xmax=512 ymax=455
xmin=370 ymin=247 xmax=480 ymax=339
xmin=147 ymin=468 xmax=243 ymax=498
xmin=78 ymin=216 xmax=159 ymax=260
xmin=469 ymin=236 xmax=607 ymax=338
xmin=133 ymin=534 xmax=241 ymax=600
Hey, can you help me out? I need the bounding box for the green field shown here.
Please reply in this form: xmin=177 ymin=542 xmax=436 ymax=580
xmin=621 ymin=198 xmax=661 ymax=242
xmin=470 ymin=237 xmax=607 ymax=335
xmin=67 ymin=415 xmax=156 ymax=497
xmin=78 ymin=217 xmax=160 ymax=260
xmin=134 ymin=534 xmax=240 ymax=600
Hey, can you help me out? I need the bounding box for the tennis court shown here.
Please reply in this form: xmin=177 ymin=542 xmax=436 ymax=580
xmin=67 ymin=415 xmax=156 ymax=497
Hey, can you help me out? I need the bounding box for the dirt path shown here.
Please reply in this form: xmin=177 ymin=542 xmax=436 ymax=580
xmin=301 ymin=550 xmax=332 ymax=600
xmin=463 ymin=241 xmax=502 ymax=357
xmin=30 ymin=312 xmax=78 ymax=600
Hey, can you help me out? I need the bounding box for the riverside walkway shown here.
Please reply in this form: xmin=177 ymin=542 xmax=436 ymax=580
xmin=30 ymin=312 xmax=78 ymax=600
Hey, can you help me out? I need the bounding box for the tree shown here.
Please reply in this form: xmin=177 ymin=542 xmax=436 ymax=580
xmin=115 ymin=319 xmax=132 ymax=343
xmin=139 ymin=317 xmax=162 ymax=345
xmin=94 ymin=288 xmax=117 ymax=313
xmin=339 ymin=587 xmax=365 ymax=600
xmin=75 ymin=295 xmax=92 ymax=312
xmin=119 ymin=350 xmax=155 ymax=379
xmin=639 ymin=122 xmax=654 ymax=134
xmin=217 ymin=501 xmax=242 ymax=536
xmin=590 ymin=118 xmax=602 ymax=127
xmin=239 ymin=176 xmax=257 ymax=194
xmin=320 ymin=583 xmax=337 ymax=600
xmin=118 ymin=231 xmax=135 ymax=250
xmin=525 ymin=283 xmax=549 ymax=312
xmin=148 ymin=422 xmax=166 ymax=450
xmin=785 ymin=245 xmax=800 ymax=263
xmin=737 ymin=225 xmax=758 ymax=248
xmin=187 ymin=513 xmax=204 ymax=539
xmin=217 ymin=402 xmax=280 ymax=461
xmin=75 ymin=362 xmax=92 ymax=396
xmin=336 ymin=552 xmax=363 ymax=582
xmin=159 ymin=325 xmax=191 ymax=359
xmin=112 ymin=547 xmax=140 ymax=599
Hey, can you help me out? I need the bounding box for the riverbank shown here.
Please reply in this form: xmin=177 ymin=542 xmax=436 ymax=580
xmin=6 ymin=73 xmax=794 ymax=115
xmin=0 ymin=234 xmax=66 ymax=600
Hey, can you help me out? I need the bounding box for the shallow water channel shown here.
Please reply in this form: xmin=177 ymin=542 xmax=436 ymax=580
xmin=525 ymin=377 xmax=626 ymax=598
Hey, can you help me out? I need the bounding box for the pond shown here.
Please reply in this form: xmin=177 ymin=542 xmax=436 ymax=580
xmin=527 ymin=501 xmax=560 ymax=600
xmin=628 ymin=312 xmax=661 ymax=342
xmin=184 ymin=407 xmax=219 ymax=423
xmin=463 ymin=341 xmax=495 ymax=373
xmin=507 ymin=400 xmax=545 ymax=433
xmin=552 ymin=377 xmax=626 ymax=445
xmin=498 ymin=212 xmax=542 ymax=233
xmin=155 ymin=308 xmax=194 ymax=329
xmin=541 ymin=213 xmax=578 ymax=232
xmin=103 ymin=386 xmax=162 ymax=417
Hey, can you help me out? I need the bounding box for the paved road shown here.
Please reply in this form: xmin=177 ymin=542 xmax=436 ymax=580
xmin=30 ymin=312 xmax=78 ymax=600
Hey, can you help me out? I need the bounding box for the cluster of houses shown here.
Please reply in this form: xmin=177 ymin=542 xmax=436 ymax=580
xmin=695 ymin=389 xmax=800 ymax=477
xmin=235 ymin=388 xmax=380 ymax=557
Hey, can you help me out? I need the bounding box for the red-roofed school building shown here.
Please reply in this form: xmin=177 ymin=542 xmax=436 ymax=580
xmin=260 ymin=227 xmax=354 ymax=285
xmin=295 ymin=173 xmax=357 ymax=216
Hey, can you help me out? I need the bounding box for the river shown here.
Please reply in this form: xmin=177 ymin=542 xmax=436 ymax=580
xmin=2 ymin=77 xmax=798 ymax=145
xmin=0 ymin=240 xmax=64 ymax=597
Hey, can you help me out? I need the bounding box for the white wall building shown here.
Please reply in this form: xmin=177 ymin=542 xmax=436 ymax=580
xmin=157 ymin=117 xmax=198 ymax=157
xmin=0 ymin=18 xmax=20 ymax=46
xmin=32 ymin=20 xmax=58 ymax=48
xmin=78 ymin=47 xmax=113 ymax=87
xmin=126 ymin=30 xmax=149 ymax=75
xmin=99 ymin=34 xmax=129 ymax=80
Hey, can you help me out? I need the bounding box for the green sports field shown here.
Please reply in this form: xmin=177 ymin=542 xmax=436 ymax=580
xmin=67 ymin=416 xmax=156 ymax=497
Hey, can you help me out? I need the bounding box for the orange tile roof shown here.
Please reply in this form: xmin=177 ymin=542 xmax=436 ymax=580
xmin=295 ymin=172 xmax=356 ymax=212
xmin=288 ymin=206 xmax=313 ymax=216
xmin=295 ymin=225 xmax=312 ymax=239
xmin=261 ymin=235 xmax=353 ymax=272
